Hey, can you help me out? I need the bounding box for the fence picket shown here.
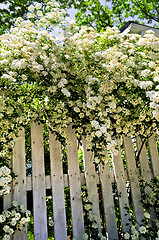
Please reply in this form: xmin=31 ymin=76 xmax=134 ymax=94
xmin=49 ymin=132 xmax=67 ymax=240
xmin=31 ymin=122 xmax=48 ymax=240
xmin=148 ymin=135 xmax=159 ymax=177
xmin=82 ymin=137 xmax=101 ymax=232
xmin=113 ymin=147 xmax=131 ymax=233
xmin=100 ymin=151 xmax=119 ymax=240
xmin=66 ymin=124 xmax=85 ymax=240
xmin=12 ymin=128 xmax=27 ymax=240
xmin=123 ymin=136 xmax=144 ymax=227
xmin=136 ymin=136 xmax=152 ymax=183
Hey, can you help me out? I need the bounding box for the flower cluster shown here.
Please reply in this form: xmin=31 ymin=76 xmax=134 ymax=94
xmin=0 ymin=201 xmax=31 ymax=240
xmin=124 ymin=217 xmax=159 ymax=240
xmin=0 ymin=165 xmax=12 ymax=196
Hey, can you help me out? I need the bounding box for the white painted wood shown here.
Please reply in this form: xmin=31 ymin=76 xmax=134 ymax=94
xmin=100 ymin=151 xmax=118 ymax=240
xmin=136 ymin=137 xmax=156 ymax=219
xmin=113 ymin=146 xmax=131 ymax=233
xmin=148 ymin=135 xmax=159 ymax=177
xmin=49 ymin=131 xmax=67 ymax=240
xmin=31 ymin=122 xmax=48 ymax=240
xmin=66 ymin=124 xmax=85 ymax=240
xmin=123 ymin=136 xmax=144 ymax=227
xmin=136 ymin=136 xmax=152 ymax=183
xmin=26 ymin=172 xmax=102 ymax=191
xmin=12 ymin=128 xmax=27 ymax=240
xmin=82 ymin=137 xmax=101 ymax=232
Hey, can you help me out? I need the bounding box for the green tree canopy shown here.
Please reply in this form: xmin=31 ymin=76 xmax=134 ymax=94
xmin=59 ymin=0 xmax=159 ymax=31
xmin=0 ymin=0 xmax=45 ymax=34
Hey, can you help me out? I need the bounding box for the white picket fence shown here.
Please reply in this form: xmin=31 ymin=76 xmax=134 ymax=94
xmin=3 ymin=122 xmax=159 ymax=240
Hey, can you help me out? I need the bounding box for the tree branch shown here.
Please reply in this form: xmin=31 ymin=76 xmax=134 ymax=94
xmin=133 ymin=1 xmax=159 ymax=22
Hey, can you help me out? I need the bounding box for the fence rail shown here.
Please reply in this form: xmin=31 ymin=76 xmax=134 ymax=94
xmin=3 ymin=122 xmax=159 ymax=240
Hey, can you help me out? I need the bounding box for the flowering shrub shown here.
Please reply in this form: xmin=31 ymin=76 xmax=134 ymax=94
xmin=0 ymin=0 xmax=158 ymax=164
xmin=0 ymin=201 xmax=31 ymax=240
xmin=0 ymin=166 xmax=12 ymax=196
xmin=0 ymin=0 xmax=159 ymax=237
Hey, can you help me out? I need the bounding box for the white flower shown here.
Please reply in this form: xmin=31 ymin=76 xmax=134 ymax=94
xmin=95 ymin=130 xmax=102 ymax=137
xmin=154 ymin=76 xmax=159 ymax=82
xmin=100 ymin=125 xmax=107 ymax=133
xmin=35 ymin=3 xmax=42 ymax=9
xmin=61 ymin=88 xmax=70 ymax=97
xmin=74 ymin=107 xmax=80 ymax=113
xmin=15 ymin=213 xmax=21 ymax=220
xmin=3 ymin=225 xmax=10 ymax=233
xmin=131 ymin=227 xmax=139 ymax=236
xmin=83 ymin=233 xmax=89 ymax=240
xmin=0 ymin=215 xmax=6 ymax=222
xmin=12 ymin=201 xmax=18 ymax=207
xmin=48 ymin=217 xmax=54 ymax=227
xmin=145 ymin=30 xmax=155 ymax=35
xmin=153 ymin=110 xmax=159 ymax=121
xmin=21 ymin=74 xmax=27 ymax=81
xmin=144 ymin=212 xmax=150 ymax=219
xmin=10 ymin=218 xmax=17 ymax=226
xmin=37 ymin=11 xmax=43 ymax=17
xmin=28 ymin=5 xmax=34 ymax=11
xmin=91 ymin=120 xmax=99 ymax=129
xmin=58 ymin=81 xmax=64 ymax=88
xmin=108 ymin=101 xmax=116 ymax=109
xmin=124 ymin=232 xmax=130 ymax=239
xmin=20 ymin=217 xmax=27 ymax=224
xmin=141 ymin=69 xmax=151 ymax=78
xmin=140 ymin=81 xmax=153 ymax=89
xmin=91 ymin=222 xmax=98 ymax=229
xmin=149 ymin=61 xmax=156 ymax=68
xmin=3 ymin=234 xmax=10 ymax=240
xmin=27 ymin=13 xmax=34 ymax=19
xmin=138 ymin=226 xmax=147 ymax=234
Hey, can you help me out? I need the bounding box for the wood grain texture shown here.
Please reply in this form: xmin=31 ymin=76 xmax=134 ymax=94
xmin=31 ymin=122 xmax=48 ymax=240
xmin=66 ymin=124 xmax=85 ymax=240
xmin=49 ymin=132 xmax=67 ymax=240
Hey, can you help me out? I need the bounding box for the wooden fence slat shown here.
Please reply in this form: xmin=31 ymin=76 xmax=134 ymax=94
xmin=49 ymin=132 xmax=67 ymax=240
xmin=66 ymin=124 xmax=85 ymax=240
xmin=31 ymin=122 xmax=48 ymax=240
xmin=148 ymin=135 xmax=159 ymax=177
xmin=12 ymin=128 xmax=27 ymax=240
xmin=123 ymin=136 xmax=144 ymax=227
xmin=113 ymin=147 xmax=131 ymax=233
xmin=136 ymin=136 xmax=152 ymax=183
xmin=82 ymin=137 xmax=101 ymax=232
xmin=136 ymin=137 xmax=156 ymax=219
xmin=100 ymin=152 xmax=119 ymax=240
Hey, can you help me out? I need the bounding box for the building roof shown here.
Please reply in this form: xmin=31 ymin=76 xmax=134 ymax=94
xmin=120 ymin=21 xmax=159 ymax=37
